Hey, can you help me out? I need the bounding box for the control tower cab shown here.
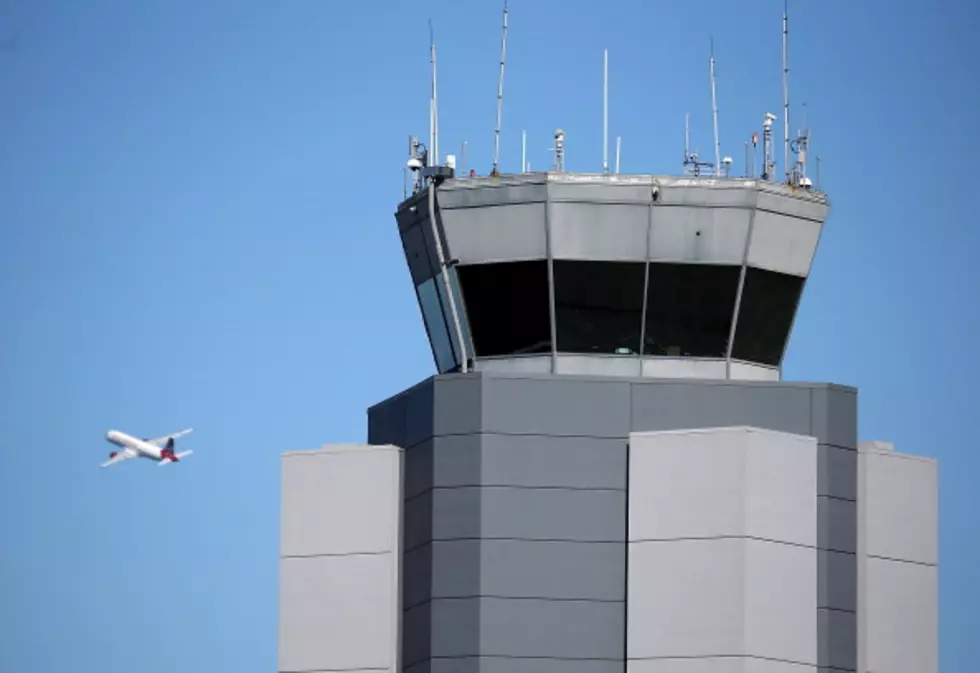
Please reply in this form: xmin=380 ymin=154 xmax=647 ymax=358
xmin=396 ymin=169 xmax=827 ymax=382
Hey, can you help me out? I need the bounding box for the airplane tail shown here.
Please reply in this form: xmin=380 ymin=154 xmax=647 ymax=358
xmin=158 ymin=450 xmax=193 ymax=466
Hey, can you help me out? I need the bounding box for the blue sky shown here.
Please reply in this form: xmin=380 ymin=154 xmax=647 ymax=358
xmin=0 ymin=0 xmax=976 ymax=671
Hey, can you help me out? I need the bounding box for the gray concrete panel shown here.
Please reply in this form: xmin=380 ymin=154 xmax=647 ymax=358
xmin=630 ymin=538 xmax=818 ymax=665
xmin=817 ymin=608 xmax=857 ymax=671
xmin=440 ymin=203 xmax=548 ymax=264
xmin=744 ymin=539 xmax=819 ymax=666
xmin=421 ymin=486 xmax=624 ymax=543
xmin=628 ymin=427 xmax=817 ymax=548
xmin=436 ymin=181 xmax=548 ymax=209
xmin=547 ymin=181 xmax=653 ymax=204
xmin=480 ymin=433 xmax=627 ymax=490
xmin=746 ymin=209 xmax=823 ymax=278
xmin=366 ymin=390 xmax=408 ymax=447
xmin=809 ymin=386 xmax=858 ymax=449
xmin=404 ymin=438 xmax=434 ymax=500
xmin=432 ymin=375 xmax=482 ymax=436
xmin=656 ymin=181 xmax=759 ymax=208
xmin=402 ymin=602 xmax=433 ymax=668
xmin=756 ymin=190 xmax=828 ymax=222
xmin=424 ymin=597 xmax=624 ymax=660
xmin=427 ymin=657 xmax=624 ymax=673
xmin=280 ymin=447 xmax=402 ymax=558
xmin=429 ymin=433 xmax=482 ymax=491
xmin=864 ymin=558 xmax=937 ymax=673
xmin=818 ymin=496 xmax=857 ymax=554
xmin=817 ymin=444 xmax=857 ymax=501
xmin=404 ymin=489 xmax=435 ymax=551
xmin=628 ymin=538 xmax=745 ymax=659
xmin=278 ymin=445 xmax=403 ymax=673
xmin=862 ymin=451 xmax=938 ymax=565
xmin=421 ymin=539 xmax=623 ymax=602
xmin=279 ymin=555 xmax=400 ymax=673
xmin=550 ymin=202 xmax=649 ymax=261
xmin=629 ymin=659 xmax=817 ymax=673
xmin=559 ymin=354 xmax=644 ymax=378
xmin=649 ymin=206 xmax=749 ymax=265
xmin=481 ymin=375 xmax=631 ymax=437
xmin=629 ymin=380 xmax=813 ymax=437
xmin=818 ymin=549 xmax=857 ymax=613
xmin=403 ymin=543 xmax=434 ymax=610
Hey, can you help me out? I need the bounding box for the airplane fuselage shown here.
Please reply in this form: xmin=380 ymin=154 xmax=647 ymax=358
xmin=106 ymin=430 xmax=171 ymax=462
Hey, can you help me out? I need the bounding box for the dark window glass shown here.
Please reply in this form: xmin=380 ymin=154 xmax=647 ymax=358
xmin=553 ymin=260 xmax=645 ymax=355
xmin=456 ymin=260 xmax=551 ymax=357
xmin=643 ymin=263 xmax=739 ymax=357
xmin=417 ymin=276 xmax=457 ymax=373
xmin=732 ymin=267 xmax=804 ymax=366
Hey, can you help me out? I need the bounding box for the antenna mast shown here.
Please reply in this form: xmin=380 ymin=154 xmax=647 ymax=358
xmin=429 ymin=20 xmax=440 ymax=166
xmin=709 ymin=38 xmax=721 ymax=177
xmin=491 ymin=0 xmax=509 ymax=177
xmin=782 ymin=0 xmax=790 ymax=182
xmin=603 ymin=48 xmax=609 ymax=174
xmin=522 ymin=130 xmax=527 ymax=173
xmin=615 ymin=136 xmax=622 ymax=174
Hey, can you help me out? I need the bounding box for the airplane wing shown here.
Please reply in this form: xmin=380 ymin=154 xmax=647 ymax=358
xmin=100 ymin=448 xmax=137 ymax=468
xmin=145 ymin=428 xmax=194 ymax=447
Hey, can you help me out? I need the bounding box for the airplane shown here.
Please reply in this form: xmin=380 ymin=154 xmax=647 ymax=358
xmin=101 ymin=428 xmax=194 ymax=468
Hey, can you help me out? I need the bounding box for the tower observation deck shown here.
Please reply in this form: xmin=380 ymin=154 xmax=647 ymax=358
xmin=397 ymin=169 xmax=827 ymax=381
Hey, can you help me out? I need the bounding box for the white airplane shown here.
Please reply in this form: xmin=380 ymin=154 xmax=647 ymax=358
xmin=101 ymin=428 xmax=194 ymax=468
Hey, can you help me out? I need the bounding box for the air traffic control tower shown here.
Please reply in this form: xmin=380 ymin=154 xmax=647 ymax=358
xmin=279 ymin=44 xmax=937 ymax=673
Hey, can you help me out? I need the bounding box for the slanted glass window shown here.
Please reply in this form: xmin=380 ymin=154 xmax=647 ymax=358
xmin=553 ymin=260 xmax=645 ymax=355
xmin=732 ymin=267 xmax=804 ymax=366
xmin=417 ymin=276 xmax=457 ymax=373
xmin=643 ymin=263 xmax=739 ymax=357
xmin=456 ymin=260 xmax=551 ymax=357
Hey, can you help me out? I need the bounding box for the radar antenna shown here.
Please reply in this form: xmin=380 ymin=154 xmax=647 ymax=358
xmin=491 ymin=0 xmax=509 ymax=177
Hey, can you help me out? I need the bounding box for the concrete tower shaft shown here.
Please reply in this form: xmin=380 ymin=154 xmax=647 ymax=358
xmin=395 ymin=172 xmax=828 ymax=381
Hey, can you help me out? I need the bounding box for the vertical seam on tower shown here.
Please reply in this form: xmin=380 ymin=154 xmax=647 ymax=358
xmin=725 ymin=188 xmax=760 ymax=378
xmin=639 ymin=181 xmax=655 ymax=366
xmin=544 ymin=185 xmax=558 ymax=373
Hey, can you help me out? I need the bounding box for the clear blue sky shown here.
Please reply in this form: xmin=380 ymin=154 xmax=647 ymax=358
xmin=0 ymin=1 xmax=976 ymax=671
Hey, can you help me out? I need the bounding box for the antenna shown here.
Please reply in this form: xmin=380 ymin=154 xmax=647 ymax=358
xmin=552 ymin=128 xmax=565 ymax=172
xmin=685 ymin=112 xmax=691 ymax=159
xmin=782 ymin=0 xmax=790 ymax=182
xmin=491 ymin=0 xmax=509 ymax=177
xmin=744 ymin=141 xmax=750 ymax=178
xmin=522 ymin=130 xmax=527 ymax=173
xmin=461 ymin=140 xmax=468 ymax=175
xmin=615 ymin=136 xmax=622 ymax=174
xmin=429 ymin=20 xmax=439 ymax=167
xmin=603 ymin=48 xmax=609 ymax=174
xmin=709 ymin=38 xmax=721 ymax=177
